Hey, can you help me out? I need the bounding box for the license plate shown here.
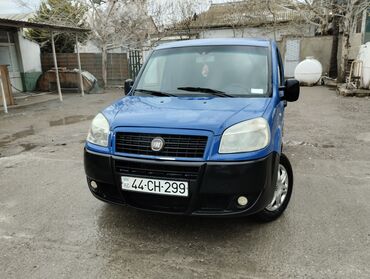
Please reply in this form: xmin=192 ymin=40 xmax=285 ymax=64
xmin=121 ymin=176 xmax=189 ymax=197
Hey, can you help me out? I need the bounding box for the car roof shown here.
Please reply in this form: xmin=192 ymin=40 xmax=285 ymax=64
xmin=155 ymin=38 xmax=272 ymax=50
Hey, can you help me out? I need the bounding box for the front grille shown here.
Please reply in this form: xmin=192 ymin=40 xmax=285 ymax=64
xmin=115 ymin=132 xmax=207 ymax=158
xmin=115 ymin=160 xmax=200 ymax=180
xmin=114 ymin=159 xmax=202 ymax=212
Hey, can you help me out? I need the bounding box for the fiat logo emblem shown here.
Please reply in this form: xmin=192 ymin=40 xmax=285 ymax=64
xmin=151 ymin=137 xmax=165 ymax=152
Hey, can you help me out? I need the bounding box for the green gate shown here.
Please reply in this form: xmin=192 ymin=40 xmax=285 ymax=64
xmin=128 ymin=49 xmax=143 ymax=79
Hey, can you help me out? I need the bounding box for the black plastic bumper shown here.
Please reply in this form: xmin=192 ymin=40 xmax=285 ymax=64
xmin=84 ymin=149 xmax=279 ymax=216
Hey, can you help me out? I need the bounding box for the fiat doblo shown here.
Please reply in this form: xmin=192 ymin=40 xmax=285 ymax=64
xmin=84 ymin=38 xmax=299 ymax=221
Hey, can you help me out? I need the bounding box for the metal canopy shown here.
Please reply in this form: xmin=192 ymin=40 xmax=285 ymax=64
xmin=0 ymin=17 xmax=89 ymax=33
xmin=0 ymin=18 xmax=89 ymax=111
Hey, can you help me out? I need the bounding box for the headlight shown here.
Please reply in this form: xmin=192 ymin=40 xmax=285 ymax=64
xmin=219 ymin=117 xmax=270 ymax=153
xmin=87 ymin=113 xmax=110 ymax=147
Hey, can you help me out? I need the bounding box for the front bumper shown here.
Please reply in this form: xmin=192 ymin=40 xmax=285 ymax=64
xmin=84 ymin=149 xmax=279 ymax=216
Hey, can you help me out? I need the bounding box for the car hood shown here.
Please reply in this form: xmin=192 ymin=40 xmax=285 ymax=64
xmin=103 ymin=96 xmax=271 ymax=135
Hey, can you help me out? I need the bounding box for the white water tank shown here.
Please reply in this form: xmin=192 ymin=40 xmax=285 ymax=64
xmin=357 ymin=43 xmax=370 ymax=89
xmin=294 ymin=57 xmax=323 ymax=86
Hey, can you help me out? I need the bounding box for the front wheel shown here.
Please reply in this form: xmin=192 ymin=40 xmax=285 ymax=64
xmin=254 ymin=153 xmax=293 ymax=222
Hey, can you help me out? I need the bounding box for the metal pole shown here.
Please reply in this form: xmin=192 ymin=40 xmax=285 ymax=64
xmin=51 ymin=32 xmax=63 ymax=102
xmin=6 ymin=32 xmax=15 ymax=74
xmin=0 ymin=74 xmax=8 ymax=113
xmin=75 ymin=34 xmax=84 ymax=96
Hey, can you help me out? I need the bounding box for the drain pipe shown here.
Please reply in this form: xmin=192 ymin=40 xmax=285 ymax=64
xmin=0 ymin=74 xmax=8 ymax=113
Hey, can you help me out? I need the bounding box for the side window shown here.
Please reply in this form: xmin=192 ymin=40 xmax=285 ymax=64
xmin=276 ymin=49 xmax=284 ymax=86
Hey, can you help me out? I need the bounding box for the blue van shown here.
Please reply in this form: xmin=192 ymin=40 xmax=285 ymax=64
xmin=84 ymin=39 xmax=299 ymax=221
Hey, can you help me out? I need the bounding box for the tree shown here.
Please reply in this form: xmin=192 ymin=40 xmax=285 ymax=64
xmin=26 ymin=0 xmax=88 ymax=53
xmin=174 ymin=0 xmax=204 ymax=38
xmin=151 ymin=0 xmax=208 ymax=40
xmin=336 ymin=1 xmax=369 ymax=81
xmin=290 ymin=0 xmax=370 ymax=80
xmin=85 ymin=0 xmax=152 ymax=87
xmin=155 ymin=0 xmax=303 ymax=41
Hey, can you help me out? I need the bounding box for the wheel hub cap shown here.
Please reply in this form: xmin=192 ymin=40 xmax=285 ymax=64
xmin=266 ymin=164 xmax=289 ymax=212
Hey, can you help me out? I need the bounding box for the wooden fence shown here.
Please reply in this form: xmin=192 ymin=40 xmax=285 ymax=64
xmin=41 ymin=53 xmax=129 ymax=86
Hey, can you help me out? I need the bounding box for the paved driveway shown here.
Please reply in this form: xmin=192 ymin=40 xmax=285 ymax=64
xmin=1 ymin=87 xmax=369 ymax=278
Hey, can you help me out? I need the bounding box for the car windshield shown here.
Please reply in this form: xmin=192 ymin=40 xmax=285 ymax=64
xmin=135 ymin=45 xmax=270 ymax=97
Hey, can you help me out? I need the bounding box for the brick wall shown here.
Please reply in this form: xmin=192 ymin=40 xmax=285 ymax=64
xmin=41 ymin=53 xmax=129 ymax=86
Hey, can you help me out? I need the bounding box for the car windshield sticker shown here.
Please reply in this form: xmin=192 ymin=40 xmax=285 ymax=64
xmin=251 ymin=88 xmax=264 ymax=94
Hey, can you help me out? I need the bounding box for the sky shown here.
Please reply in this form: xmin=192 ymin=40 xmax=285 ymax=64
xmin=0 ymin=0 xmax=40 ymax=14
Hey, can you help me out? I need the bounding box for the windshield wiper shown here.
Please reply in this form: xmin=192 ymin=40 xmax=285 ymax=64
xmin=177 ymin=87 xmax=234 ymax=98
xmin=135 ymin=88 xmax=176 ymax=97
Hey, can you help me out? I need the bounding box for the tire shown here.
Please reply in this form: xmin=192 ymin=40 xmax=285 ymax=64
xmin=254 ymin=153 xmax=293 ymax=222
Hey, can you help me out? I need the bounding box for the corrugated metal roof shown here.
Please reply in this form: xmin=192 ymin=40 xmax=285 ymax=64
xmin=0 ymin=12 xmax=35 ymax=21
xmin=0 ymin=17 xmax=89 ymax=33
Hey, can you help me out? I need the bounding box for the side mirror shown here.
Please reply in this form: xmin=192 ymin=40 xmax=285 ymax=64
xmin=283 ymin=79 xmax=300 ymax=102
xmin=124 ymin=79 xmax=134 ymax=95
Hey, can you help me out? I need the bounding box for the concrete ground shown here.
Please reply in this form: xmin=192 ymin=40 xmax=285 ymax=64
xmin=0 ymin=87 xmax=369 ymax=278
